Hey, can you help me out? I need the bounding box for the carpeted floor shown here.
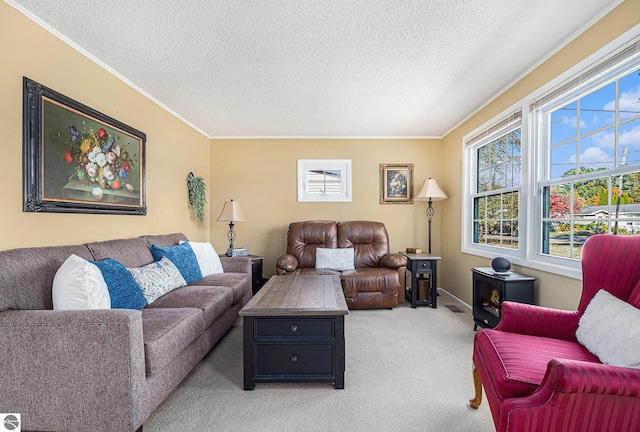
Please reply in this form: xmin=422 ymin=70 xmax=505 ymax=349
xmin=144 ymin=291 xmax=495 ymax=432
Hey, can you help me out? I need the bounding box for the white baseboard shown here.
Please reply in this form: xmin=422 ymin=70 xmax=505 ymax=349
xmin=437 ymin=287 xmax=472 ymax=311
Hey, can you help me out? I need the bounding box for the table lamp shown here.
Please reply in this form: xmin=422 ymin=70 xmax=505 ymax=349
xmin=415 ymin=178 xmax=448 ymax=254
xmin=216 ymin=199 xmax=247 ymax=256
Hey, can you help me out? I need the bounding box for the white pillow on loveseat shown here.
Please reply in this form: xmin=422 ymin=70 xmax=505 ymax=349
xmin=179 ymin=241 xmax=224 ymax=276
xmin=52 ymin=254 xmax=111 ymax=310
xmin=576 ymin=289 xmax=640 ymax=369
xmin=316 ymin=247 xmax=355 ymax=271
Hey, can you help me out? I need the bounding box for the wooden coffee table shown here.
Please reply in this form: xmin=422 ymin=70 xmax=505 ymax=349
xmin=239 ymin=275 xmax=348 ymax=390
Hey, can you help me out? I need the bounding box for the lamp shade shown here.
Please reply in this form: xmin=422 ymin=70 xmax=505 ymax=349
xmin=216 ymin=200 xmax=246 ymax=222
xmin=415 ymin=178 xmax=448 ymax=202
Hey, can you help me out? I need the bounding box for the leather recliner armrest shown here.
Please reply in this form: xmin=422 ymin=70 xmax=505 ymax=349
xmin=379 ymin=253 xmax=408 ymax=269
xmin=276 ymin=253 xmax=299 ymax=273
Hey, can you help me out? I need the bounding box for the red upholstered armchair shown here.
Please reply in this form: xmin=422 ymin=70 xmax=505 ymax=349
xmin=470 ymin=234 xmax=640 ymax=432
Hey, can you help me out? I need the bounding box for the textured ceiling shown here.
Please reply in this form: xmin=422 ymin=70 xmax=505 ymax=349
xmin=8 ymin=0 xmax=622 ymax=138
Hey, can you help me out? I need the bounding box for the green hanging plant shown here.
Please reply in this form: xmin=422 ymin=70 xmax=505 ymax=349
xmin=186 ymin=172 xmax=207 ymax=223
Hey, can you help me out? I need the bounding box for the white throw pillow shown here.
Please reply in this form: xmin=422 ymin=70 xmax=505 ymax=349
xmin=576 ymin=289 xmax=640 ymax=369
xmin=52 ymin=254 xmax=111 ymax=310
xmin=128 ymin=257 xmax=187 ymax=304
xmin=179 ymin=241 xmax=223 ymax=276
xmin=316 ymin=248 xmax=355 ymax=271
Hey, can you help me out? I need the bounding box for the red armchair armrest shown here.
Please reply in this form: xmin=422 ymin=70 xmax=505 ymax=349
xmin=495 ymin=301 xmax=581 ymax=342
xmin=502 ymin=358 xmax=640 ymax=431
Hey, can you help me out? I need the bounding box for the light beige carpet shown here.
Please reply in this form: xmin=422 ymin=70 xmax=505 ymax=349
xmin=144 ymin=291 xmax=495 ymax=432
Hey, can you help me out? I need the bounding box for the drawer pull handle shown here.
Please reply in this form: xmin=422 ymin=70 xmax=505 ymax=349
xmin=290 ymin=324 xmax=298 ymax=333
xmin=290 ymin=354 xmax=298 ymax=362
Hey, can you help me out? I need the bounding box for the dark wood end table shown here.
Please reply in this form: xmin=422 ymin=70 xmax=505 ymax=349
xmin=401 ymin=252 xmax=442 ymax=308
xmin=220 ymin=254 xmax=267 ymax=294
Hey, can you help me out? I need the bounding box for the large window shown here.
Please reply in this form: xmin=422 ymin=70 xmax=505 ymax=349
xmin=473 ymin=128 xmax=522 ymax=250
xmin=463 ymin=30 xmax=640 ymax=277
xmin=537 ymin=60 xmax=640 ymax=260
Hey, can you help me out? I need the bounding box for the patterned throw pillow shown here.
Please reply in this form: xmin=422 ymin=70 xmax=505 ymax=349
xmin=128 ymin=257 xmax=187 ymax=304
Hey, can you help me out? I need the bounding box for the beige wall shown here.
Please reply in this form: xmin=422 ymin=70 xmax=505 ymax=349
xmin=0 ymin=3 xmax=211 ymax=250
xmin=3 ymin=0 xmax=637 ymax=312
xmin=440 ymin=0 xmax=640 ymax=310
xmin=210 ymin=139 xmax=443 ymax=277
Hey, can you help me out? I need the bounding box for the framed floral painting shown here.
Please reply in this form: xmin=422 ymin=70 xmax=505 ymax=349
xmin=23 ymin=77 xmax=146 ymax=215
xmin=380 ymin=163 xmax=413 ymax=204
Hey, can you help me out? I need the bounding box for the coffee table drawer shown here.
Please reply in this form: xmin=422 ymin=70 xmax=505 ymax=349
xmin=255 ymin=343 xmax=334 ymax=376
xmin=254 ymin=318 xmax=334 ymax=339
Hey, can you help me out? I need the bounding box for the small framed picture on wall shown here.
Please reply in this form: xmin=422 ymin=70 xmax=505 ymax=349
xmin=380 ymin=163 xmax=413 ymax=204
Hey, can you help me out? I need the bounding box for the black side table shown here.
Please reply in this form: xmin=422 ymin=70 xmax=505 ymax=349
xmin=401 ymin=253 xmax=441 ymax=308
xmin=221 ymin=254 xmax=267 ymax=295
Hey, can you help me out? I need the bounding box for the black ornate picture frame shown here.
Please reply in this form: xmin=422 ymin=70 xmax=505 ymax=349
xmin=23 ymin=77 xmax=146 ymax=215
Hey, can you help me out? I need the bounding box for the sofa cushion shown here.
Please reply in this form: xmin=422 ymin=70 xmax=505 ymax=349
xmin=474 ymin=329 xmax=600 ymax=400
xmin=340 ymin=267 xmax=400 ymax=297
xmin=576 ymin=289 xmax=640 ymax=368
xmin=151 ymin=243 xmax=203 ymax=284
xmin=128 ymin=257 xmax=186 ymax=304
xmin=52 ymin=254 xmax=111 ymax=310
xmin=286 ymin=220 xmax=338 ymax=268
xmin=179 ymin=241 xmax=224 ymax=276
xmin=316 ymin=247 xmax=355 ymax=271
xmin=142 ymin=232 xmax=188 ymax=248
xmin=337 ymin=221 xmax=390 ymax=268
xmin=0 ymin=244 xmax=94 ymax=311
xmin=87 ymin=237 xmax=155 ymax=268
xmin=141 ymin=307 xmax=205 ymax=375
xmin=92 ymin=258 xmax=147 ymax=310
xmin=146 ymin=285 xmax=234 ymax=328
xmin=189 ymin=273 xmax=251 ymax=305
xmin=286 ymin=268 xmax=341 ymax=277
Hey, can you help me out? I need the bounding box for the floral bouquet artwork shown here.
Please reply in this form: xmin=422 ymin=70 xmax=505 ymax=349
xmin=386 ymin=170 xmax=408 ymax=198
xmin=23 ymin=77 xmax=146 ymax=215
xmin=380 ymin=163 xmax=413 ymax=204
xmin=64 ymin=124 xmax=138 ymax=201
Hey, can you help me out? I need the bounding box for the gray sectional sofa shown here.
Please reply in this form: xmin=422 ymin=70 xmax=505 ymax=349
xmin=0 ymin=232 xmax=252 ymax=432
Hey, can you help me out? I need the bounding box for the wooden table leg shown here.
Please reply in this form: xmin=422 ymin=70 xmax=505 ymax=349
xmin=243 ymin=317 xmax=255 ymax=390
xmin=469 ymin=364 xmax=483 ymax=408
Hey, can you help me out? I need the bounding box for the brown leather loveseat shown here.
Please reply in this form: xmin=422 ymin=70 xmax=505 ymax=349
xmin=276 ymin=220 xmax=408 ymax=309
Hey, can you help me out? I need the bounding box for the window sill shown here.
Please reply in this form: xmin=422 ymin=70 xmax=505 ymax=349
xmin=462 ymin=244 xmax=582 ymax=280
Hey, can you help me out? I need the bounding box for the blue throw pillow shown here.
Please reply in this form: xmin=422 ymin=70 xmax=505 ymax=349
xmin=91 ymin=258 xmax=147 ymax=310
xmin=151 ymin=243 xmax=203 ymax=284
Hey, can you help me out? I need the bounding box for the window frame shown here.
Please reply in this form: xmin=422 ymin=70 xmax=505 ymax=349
xmin=462 ymin=25 xmax=640 ymax=280
xmin=297 ymin=159 xmax=352 ymax=202
xmin=462 ymin=110 xmax=526 ymax=263
xmin=532 ymin=59 xmax=640 ymax=265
